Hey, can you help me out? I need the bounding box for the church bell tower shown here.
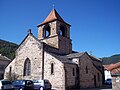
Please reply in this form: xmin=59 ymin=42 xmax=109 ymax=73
xmin=37 ymin=9 xmax=72 ymax=54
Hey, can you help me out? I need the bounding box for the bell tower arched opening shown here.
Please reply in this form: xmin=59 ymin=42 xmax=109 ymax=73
xmin=44 ymin=25 xmax=51 ymax=38
xmin=59 ymin=25 xmax=66 ymax=37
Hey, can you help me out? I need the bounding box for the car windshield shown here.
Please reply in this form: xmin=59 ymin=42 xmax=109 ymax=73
xmin=33 ymin=80 xmax=42 ymax=83
xmin=107 ymin=79 xmax=112 ymax=81
xmin=2 ymin=81 xmax=12 ymax=85
xmin=12 ymin=80 xmax=24 ymax=85
xmin=33 ymin=80 xmax=38 ymax=83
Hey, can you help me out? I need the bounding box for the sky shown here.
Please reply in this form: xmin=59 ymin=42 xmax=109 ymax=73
xmin=0 ymin=0 xmax=120 ymax=58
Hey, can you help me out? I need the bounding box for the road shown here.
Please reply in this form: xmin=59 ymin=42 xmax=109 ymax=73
xmin=52 ymin=88 xmax=112 ymax=90
xmin=72 ymin=86 xmax=112 ymax=90
xmin=72 ymin=84 xmax=112 ymax=90
xmin=74 ymin=88 xmax=112 ymax=90
xmin=51 ymin=85 xmax=112 ymax=90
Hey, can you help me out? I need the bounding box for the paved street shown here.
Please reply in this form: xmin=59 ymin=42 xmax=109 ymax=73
xmin=51 ymin=85 xmax=112 ymax=90
xmin=72 ymin=88 xmax=112 ymax=90
xmin=74 ymin=88 xmax=112 ymax=90
xmin=71 ymin=85 xmax=112 ymax=90
xmin=76 ymin=89 xmax=112 ymax=90
xmin=52 ymin=88 xmax=112 ymax=90
xmin=67 ymin=85 xmax=112 ymax=90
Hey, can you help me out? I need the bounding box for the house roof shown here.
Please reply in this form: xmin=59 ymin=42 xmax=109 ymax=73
xmin=104 ymin=62 xmax=120 ymax=71
xmin=0 ymin=54 xmax=11 ymax=61
xmin=37 ymin=9 xmax=70 ymax=26
xmin=104 ymin=62 xmax=120 ymax=74
xmin=103 ymin=65 xmax=110 ymax=70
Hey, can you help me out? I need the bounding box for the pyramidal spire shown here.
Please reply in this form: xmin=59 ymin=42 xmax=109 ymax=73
xmin=40 ymin=9 xmax=64 ymax=25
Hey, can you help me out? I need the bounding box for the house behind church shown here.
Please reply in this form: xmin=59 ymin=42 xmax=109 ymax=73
xmin=0 ymin=54 xmax=10 ymax=79
xmin=4 ymin=9 xmax=103 ymax=90
xmin=104 ymin=62 xmax=120 ymax=90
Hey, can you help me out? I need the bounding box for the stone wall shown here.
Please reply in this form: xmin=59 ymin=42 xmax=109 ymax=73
xmin=112 ymin=75 xmax=120 ymax=90
xmin=44 ymin=52 xmax=66 ymax=90
xmin=5 ymin=34 xmax=66 ymax=90
xmin=64 ymin=63 xmax=77 ymax=89
xmin=4 ymin=58 xmax=16 ymax=79
xmin=4 ymin=33 xmax=103 ymax=90
xmin=4 ymin=34 xmax=43 ymax=80
xmin=38 ymin=20 xmax=72 ymax=54
xmin=38 ymin=21 xmax=57 ymax=40
xmin=59 ymin=36 xmax=72 ymax=54
xmin=79 ymin=53 xmax=103 ymax=88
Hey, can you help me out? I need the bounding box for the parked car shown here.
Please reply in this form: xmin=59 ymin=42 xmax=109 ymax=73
xmin=105 ymin=78 xmax=112 ymax=85
xmin=33 ymin=79 xmax=52 ymax=90
xmin=12 ymin=80 xmax=34 ymax=90
xmin=0 ymin=79 xmax=15 ymax=90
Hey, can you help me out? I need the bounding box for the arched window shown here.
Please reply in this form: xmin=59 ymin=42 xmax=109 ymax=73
xmin=73 ymin=68 xmax=75 ymax=76
xmin=23 ymin=58 xmax=31 ymax=76
xmin=9 ymin=66 xmax=12 ymax=76
xmin=44 ymin=25 xmax=50 ymax=38
xmin=86 ymin=66 xmax=88 ymax=74
xmin=51 ymin=63 xmax=54 ymax=75
xmin=59 ymin=25 xmax=66 ymax=37
xmin=98 ymin=73 xmax=100 ymax=81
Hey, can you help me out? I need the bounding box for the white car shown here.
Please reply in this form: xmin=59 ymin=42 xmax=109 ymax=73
xmin=33 ymin=79 xmax=52 ymax=90
xmin=0 ymin=80 xmax=14 ymax=90
xmin=105 ymin=78 xmax=112 ymax=85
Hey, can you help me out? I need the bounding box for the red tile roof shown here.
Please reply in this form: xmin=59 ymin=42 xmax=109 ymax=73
xmin=104 ymin=62 xmax=120 ymax=74
xmin=38 ymin=9 xmax=64 ymax=26
xmin=103 ymin=65 xmax=110 ymax=70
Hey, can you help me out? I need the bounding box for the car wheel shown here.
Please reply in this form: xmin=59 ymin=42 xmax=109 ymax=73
xmin=39 ymin=87 xmax=44 ymax=90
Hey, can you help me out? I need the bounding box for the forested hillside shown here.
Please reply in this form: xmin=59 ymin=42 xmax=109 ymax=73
xmin=102 ymin=54 xmax=120 ymax=65
xmin=0 ymin=39 xmax=18 ymax=60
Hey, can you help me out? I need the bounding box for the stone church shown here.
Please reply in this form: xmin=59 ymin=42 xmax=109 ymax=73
xmin=4 ymin=9 xmax=103 ymax=90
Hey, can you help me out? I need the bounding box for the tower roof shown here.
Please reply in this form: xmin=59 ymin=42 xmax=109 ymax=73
xmin=37 ymin=9 xmax=70 ymax=26
xmin=43 ymin=9 xmax=64 ymax=23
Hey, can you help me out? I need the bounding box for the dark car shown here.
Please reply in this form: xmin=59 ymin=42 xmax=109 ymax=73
xmin=12 ymin=80 xmax=34 ymax=90
xmin=0 ymin=80 xmax=15 ymax=90
xmin=33 ymin=79 xmax=52 ymax=90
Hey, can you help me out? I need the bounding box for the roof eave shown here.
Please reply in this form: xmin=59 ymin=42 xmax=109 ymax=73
xmin=37 ymin=19 xmax=71 ymax=27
